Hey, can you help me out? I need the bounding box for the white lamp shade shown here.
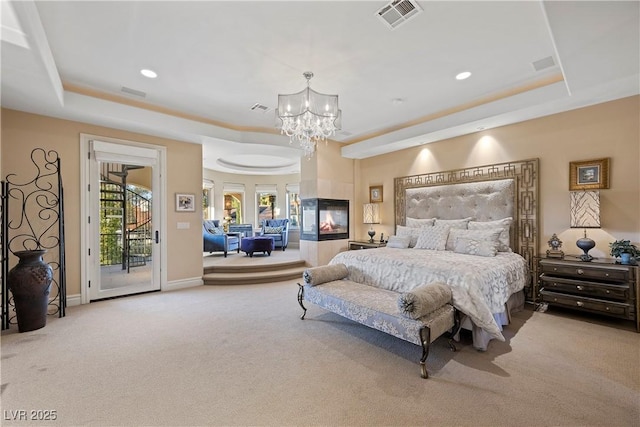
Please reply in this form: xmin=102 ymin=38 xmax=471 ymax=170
xmin=363 ymin=203 xmax=380 ymax=224
xmin=570 ymin=191 xmax=600 ymax=228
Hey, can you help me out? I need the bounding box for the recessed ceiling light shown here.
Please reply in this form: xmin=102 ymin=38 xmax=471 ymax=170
xmin=140 ymin=69 xmax=157 ymax=79
xmin=456 ymin=71 xmax=471 ymax=80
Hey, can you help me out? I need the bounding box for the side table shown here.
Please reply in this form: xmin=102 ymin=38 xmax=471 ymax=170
xmin=539 ymin=256 xmax=639 ymax=332
xmin=348 ymin=240 xmax=386 ymax=250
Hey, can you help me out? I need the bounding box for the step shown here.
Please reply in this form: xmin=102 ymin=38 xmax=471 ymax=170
xmin=203 ymin=259 xmax=306 ymax=275
xmin=203 ymin=266 xmax=307 ymax=286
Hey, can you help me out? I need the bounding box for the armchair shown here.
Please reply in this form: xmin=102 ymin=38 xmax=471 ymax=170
xmin=260 ymin=219 xmax=289 ymax=251
xmin=203 ymin=220 xmax=240 ymax=257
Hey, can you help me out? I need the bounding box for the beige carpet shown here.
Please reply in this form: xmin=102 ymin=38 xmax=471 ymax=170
xmin=1 ymin=281 xmax=639 ymax=426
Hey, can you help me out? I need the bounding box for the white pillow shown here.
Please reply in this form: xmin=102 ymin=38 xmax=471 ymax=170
xmin=396 ymin=225 xmax=421 ymax=248
xmin=446 ymin=228 xmax=501 ymax=251
xmin=468 ymin=217 xmax=512 ymax=252
xmin=406 ymin=217 xmax=435 ymax=228
xmin=386 ymin=235 xmax=411 ymax=249
xmin=414 ymin=225 xmax=450 ymax=251
xmin=453 ymin=237 xmax=499 ymax=257
xmin=434 ymin=217 xmax=472 ymax=230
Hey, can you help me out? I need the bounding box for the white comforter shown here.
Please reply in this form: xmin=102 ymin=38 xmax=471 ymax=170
xmin=329 ymin=248 xmax=528 ymax=341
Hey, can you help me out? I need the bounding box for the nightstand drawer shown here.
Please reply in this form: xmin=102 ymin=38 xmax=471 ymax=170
xmin=540 ymin=275 xmax=630 ymax=301
xmin=540 ymin=290 xmax=634 ymax=320
xmin=540 ymin=262 xmax=632 ymax=283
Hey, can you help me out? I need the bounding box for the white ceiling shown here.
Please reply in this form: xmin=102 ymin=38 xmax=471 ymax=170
xmin=2 ymin=1 xmax=638 ymax=175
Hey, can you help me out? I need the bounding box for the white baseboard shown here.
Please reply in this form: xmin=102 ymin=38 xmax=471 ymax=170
xmin=67 ymin=279 xmax=203 ymax=306
xmin=164 ymin=277 xmax=203 ymax=291
xmin=66 ymin=294 xmax=82 ymax=306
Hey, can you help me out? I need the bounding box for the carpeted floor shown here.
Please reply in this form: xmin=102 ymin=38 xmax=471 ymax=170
xmin=1 ymin=281 xmax=639 ymax=426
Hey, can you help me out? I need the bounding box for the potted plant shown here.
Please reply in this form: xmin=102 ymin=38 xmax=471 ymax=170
xmin=609 ymin=239 xmax=639 ymax=265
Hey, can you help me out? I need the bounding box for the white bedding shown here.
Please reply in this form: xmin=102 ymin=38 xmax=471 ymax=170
xmin=329 ymin=247 xmax=528 ymax=341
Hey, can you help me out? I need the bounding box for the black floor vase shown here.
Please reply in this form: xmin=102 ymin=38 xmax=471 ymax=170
xmin=8 ymin=249 xmax=53 ymax=332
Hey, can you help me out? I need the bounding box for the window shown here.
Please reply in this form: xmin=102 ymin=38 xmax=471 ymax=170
xmin=286 ymin=183 xmax=300 ymax=229
xmin=256 ymin=184 xmax=277 ymax=226
xmin=224 ymin=193 xmax=243 ymax=224
xmin=223 ymin=183 xmax=245 ymax=225
xmin=257 ymin=193 xmax=276 ymax=224
xmin=202 ymin=180 xmax=214 ymax=220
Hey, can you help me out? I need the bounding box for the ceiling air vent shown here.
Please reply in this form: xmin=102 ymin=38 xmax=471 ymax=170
xmin=121 ymin=86 xmax=146 ymax=98
xmin=532 ymin=56 xmax=556 ymax=72
xmin=376 ymin=0 xmax=423 ymax=30
xmin=250 ymin=103 xmax=271 ymax=113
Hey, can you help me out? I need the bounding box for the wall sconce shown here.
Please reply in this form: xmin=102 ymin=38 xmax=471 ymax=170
xmin=570 ymin=191 xmax=600 ymax=262
xmin=363 ymin=203 xmax=380 ymax=243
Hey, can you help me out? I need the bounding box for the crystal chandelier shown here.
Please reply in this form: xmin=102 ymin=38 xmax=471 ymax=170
xmin=276 ymin=71 xmax=341 ymax=158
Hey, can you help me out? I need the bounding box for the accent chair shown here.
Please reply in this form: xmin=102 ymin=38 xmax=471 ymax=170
xmin=260 ymin=219 xmax=289 ymax=251
xmin=203 ymin=220 xmax=240 ymax=257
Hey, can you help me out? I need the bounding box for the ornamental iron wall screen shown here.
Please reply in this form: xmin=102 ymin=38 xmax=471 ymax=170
xmin=1 ymin=149 xmax=67 ymax=330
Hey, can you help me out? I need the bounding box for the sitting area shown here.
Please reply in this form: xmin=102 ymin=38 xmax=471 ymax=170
xmin=241 ymin=236 xmax=275 ymax=257
xmin=298 ymin=264 xmax=459 ymax=378
xmin=259 ymin=219 xmax=289 ymax=251
xmin=203 ymin=220 xmax=240 ymax=257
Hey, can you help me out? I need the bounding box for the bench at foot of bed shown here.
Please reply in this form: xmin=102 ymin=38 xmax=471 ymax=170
xmin=297 ymin=266 xmax=460 ymax=379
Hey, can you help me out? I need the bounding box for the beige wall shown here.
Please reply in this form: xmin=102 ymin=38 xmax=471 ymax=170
xmin=356 ymin=96 xmax=640 ymax=260
xmin=127 ymin=166 xmax=152 ymax=190
xmin=1 ymin=108 xmax=204 ymax=297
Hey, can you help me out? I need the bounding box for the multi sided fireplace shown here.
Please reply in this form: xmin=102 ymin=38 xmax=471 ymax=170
xmin=300 ymin=198 xmax=349 ymax=241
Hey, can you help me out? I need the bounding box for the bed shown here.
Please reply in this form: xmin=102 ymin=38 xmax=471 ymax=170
xmin=331 ymin=159 xmax=539 ymax=350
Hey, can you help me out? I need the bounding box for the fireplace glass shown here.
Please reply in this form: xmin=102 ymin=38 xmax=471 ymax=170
xmin=300 ymin=198 xmax=349 ymax=241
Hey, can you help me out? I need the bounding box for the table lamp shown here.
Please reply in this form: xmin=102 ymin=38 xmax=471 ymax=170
xmin=570 ymin=191 xmax=600 ymax=262
xmin=363 ymin=203 xmax=380 ymax=243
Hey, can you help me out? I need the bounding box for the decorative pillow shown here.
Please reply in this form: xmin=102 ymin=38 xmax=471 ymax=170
xmin=303 ymin=264 xmax=349 ymax=286
xmin=396 ymin=225 xmax=421 ymax=248
xmin=406 ymin=217 xmax=435 ymax=228
xmin=386 ymin=235 xmax=411 ymax=249
xmin=208 ymin=227 xmax=225 ymax=235
xmin=446 ymin=228 xmax=501 ymax=251
xmin=414 ymin=225 xmax=450 ymax=251
xmin=434 ymin=217 xmax=472 ymax=229
xmin=264 ymin=226 xmax=283 ymax=234
xmin=468 ymin=217 xmax=512 ymax=252
xmin=453 ymin=237 xmax=499 ymax=257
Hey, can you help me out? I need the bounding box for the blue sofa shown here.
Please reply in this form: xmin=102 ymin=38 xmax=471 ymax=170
xmin=203 ymin=220 xmax=240 ymax=257
xmin=260 ymin=219 xmax=289 ymax=251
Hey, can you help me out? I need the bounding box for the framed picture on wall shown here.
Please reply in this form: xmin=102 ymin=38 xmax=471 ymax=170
xmin=569 ymin=158 xmax=610 ymax=190
xmin=176 ymin=193 xmax=195 ymax=212
xmin=369 ymin=185 xmax=383 ymax=203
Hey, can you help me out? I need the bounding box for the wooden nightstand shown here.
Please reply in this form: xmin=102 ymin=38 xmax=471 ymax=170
xmin=539 ymin=256 xmax=639 ymax=332
xmin=348 ymin=240 xmax=386 ymax=250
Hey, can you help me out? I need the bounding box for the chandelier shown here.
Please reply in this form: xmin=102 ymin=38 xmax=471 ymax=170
xmin=276 ymin=71 xmax=341 ymax=158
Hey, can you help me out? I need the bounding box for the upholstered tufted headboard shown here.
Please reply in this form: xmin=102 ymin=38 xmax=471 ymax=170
xmin=405 ymin=178 xmax=514 ymax=222
xmin=394 ymin=159 xmax=539 ymax=300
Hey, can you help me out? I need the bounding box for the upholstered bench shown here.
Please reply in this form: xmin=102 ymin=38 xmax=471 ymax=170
xmin=241 ymin=236 xmax=275 ymax=257
xmin=297 ymin=264 xmax=459 ymax=378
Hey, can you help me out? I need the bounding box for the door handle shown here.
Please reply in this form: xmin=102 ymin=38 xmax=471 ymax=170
xmin=155 ymin=230 xmax=159 ymax=243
